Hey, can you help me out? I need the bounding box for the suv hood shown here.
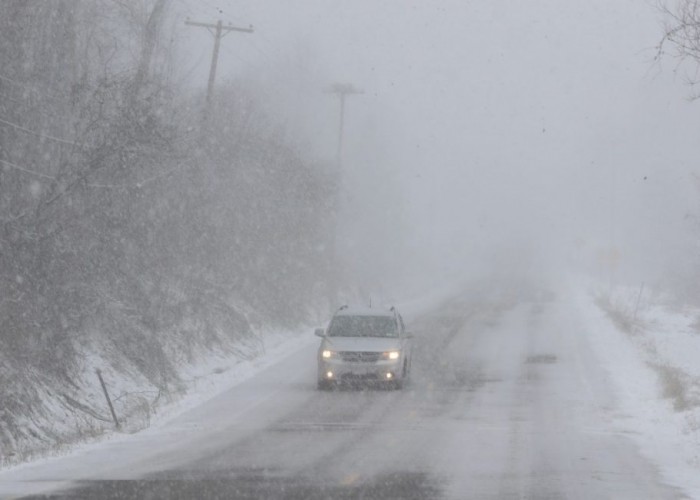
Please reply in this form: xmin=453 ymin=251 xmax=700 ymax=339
xmin=323 ymin=336 xmax=401 ymax=352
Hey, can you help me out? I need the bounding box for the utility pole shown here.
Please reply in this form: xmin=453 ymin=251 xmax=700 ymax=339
xmin=326 ymin=83 xmax=364 ymax=170
xmin=185 ymin=18 xmax=253 ymax=110
xmin=325 ymin=83 xmax=363 ymax=308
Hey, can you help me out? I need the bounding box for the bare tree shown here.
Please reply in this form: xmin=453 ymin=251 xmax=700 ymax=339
xmin=658 ymin=0 xmax=700 ymax=97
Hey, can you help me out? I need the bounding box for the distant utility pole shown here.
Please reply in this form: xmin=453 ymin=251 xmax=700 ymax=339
xmin=325 ymin=83 xmax=363 ymax=308
xmin=326 ymin=83 xmax=364 ymax=170
xmin=185 ymin=18 xmax=253 ymax=110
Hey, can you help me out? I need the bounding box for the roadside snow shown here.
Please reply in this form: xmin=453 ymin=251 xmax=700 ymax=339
xmin=146 ymin=327 xmax=317 ymax=430
xmin=574 ymin=282 xmax=700 ymax=496
xmin=0 ymin=327 xmax=316 ymax=479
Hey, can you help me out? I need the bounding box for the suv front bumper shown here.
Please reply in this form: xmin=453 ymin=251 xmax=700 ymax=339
xmin=318 ymin=358 xmax=403 ymax=383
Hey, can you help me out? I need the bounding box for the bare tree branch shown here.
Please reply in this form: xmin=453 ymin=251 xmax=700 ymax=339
xmin=658 ymin=0 xmax=700 ymax=97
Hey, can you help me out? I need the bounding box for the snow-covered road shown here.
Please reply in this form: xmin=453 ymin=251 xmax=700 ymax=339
xmin=0 ymin=293 xmax=689 ymax=499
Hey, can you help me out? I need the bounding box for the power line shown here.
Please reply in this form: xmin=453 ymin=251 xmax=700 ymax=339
xmin=239 ymin=37 xmax=273 ymax=63
xmin=0 ymin=158 xmax=55 ymax=180
xmin=86 ymin=161 xmax=189 ymax=189
xmin=0 ymin=115 xmax=79 ymax=148
xmin=0 ymin=73 xmax=23 ymax=88
xmin=0 ymin=72 xmax=71 ymax=105
xmin=0 ymin=151 xmax=187 ymax=189
xmin=0 ymin=92 xmax=23 ymax=106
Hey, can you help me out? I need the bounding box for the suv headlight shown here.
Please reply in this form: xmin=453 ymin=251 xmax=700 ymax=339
xmin=322 ymin=349 xmax=336 ymax=359
xmin=383 ymin=351 xmax=400 ymax=360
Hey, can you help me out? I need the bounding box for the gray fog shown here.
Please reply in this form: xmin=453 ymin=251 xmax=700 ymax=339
xmin=3 ymin=1 xmax=700 ymax=499
xmin=177 ymin=0 xmax=700 ymax=295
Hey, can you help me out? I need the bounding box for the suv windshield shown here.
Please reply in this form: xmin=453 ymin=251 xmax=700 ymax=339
xmin=328 ymin=316 xmax=398 ymax=338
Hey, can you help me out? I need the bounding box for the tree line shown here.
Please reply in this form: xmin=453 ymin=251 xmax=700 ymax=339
xmin=0 ymin=0 xmax=335 ymax=380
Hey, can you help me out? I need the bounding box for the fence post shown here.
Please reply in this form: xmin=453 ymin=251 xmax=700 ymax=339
xmin=96 ymin=369 xmax=120 ymax=430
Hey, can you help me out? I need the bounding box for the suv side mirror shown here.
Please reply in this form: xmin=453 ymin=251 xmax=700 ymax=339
xmin=314 ymin=328 xmax=326 ymax=337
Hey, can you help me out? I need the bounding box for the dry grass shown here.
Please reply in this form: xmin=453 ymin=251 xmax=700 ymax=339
xmin=594 ymin=294 xmax=642 ymax=336
xmin=649 ymin=362 xmax=700 ymax=412
xmin=595 ymin=293 xmax=700 ymax=413
xmin=689 ymin=315 xmax=700 ymax=335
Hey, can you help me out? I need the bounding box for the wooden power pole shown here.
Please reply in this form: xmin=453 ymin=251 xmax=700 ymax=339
xmin=185 ymin=18 xmax=253 ymax=109
xmin=324 ymin=83 xmax=363 ymax=308
xmin=326 ymin=83 xmax=364 ymax=170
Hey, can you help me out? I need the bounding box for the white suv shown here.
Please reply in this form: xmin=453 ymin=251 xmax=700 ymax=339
xmin=315 ymin=306 xmax=413 ymax=390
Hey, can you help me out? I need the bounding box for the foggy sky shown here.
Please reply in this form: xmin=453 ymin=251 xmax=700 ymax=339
xmin=176 ymin=0 xmax=700 ymax=295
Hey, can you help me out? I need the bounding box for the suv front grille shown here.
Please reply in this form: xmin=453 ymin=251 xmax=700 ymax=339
xmin=339 ymin=351 xmax=382 ymax=363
